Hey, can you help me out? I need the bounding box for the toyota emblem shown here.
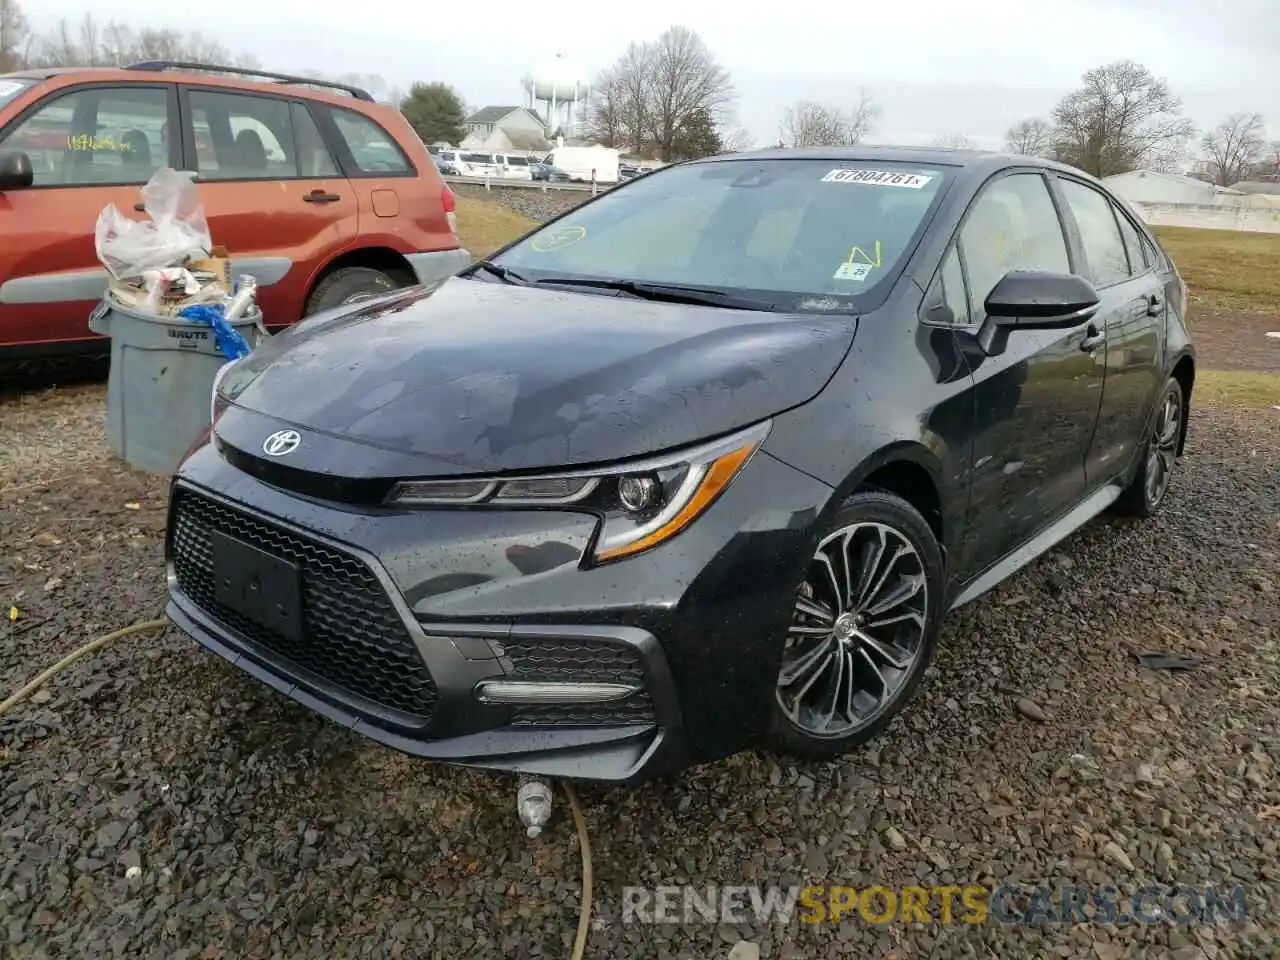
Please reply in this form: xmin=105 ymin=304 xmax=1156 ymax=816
xmin=262 ymin=429 xmax=301 ymax=457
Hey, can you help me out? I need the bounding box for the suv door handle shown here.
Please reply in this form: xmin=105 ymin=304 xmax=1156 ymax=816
xmin=303 ymin=190 xmax=341 ymax=203
xmin=134 ymin=202 xmax=146 ymax=212
xmin=1146 ymin=292 xmax=1164 ymax=316
xmin=1080 ymin=323 xmax=1105 ymax=353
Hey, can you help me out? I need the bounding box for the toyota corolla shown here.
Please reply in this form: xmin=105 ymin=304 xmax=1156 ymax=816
xmin=166 ymin=146 xmax=1194 ymax=783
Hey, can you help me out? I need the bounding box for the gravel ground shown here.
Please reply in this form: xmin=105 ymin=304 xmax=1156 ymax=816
xmin=2 ymin=377 xmax=1278 ymax=958
xmin=450 ymin=182 xmax=593 ymax=223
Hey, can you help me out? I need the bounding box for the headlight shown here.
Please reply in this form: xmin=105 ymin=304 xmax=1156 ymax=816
xmin=385 ymin=420 xmax=771 ymax=564
xmin=211 ymin=359 xmax=262 ymax=422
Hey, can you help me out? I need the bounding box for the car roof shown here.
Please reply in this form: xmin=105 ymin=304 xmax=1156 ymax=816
xmin=1 ymin=64 xmax=380 ymax=110
xmin=696 ymin=144 xmax=1092 ymax=186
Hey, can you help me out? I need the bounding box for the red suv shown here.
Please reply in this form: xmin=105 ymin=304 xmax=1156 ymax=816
xmin=0 ymin=61 xmax=469 ymax=363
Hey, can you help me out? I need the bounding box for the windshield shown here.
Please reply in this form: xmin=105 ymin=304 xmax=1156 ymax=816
xmin=490 ymin=158 xmax=951 ymax=310
xmin=0 ymin=78 xmax=36 ymax=111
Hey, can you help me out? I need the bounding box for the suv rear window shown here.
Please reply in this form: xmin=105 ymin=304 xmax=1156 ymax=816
xmin=461 ymin=153 xmax=491 ymax=164
xmin=493 ymin=158 xmax=950 ymax=311
xmin=506 ymin=156 xmax=529 ymax=166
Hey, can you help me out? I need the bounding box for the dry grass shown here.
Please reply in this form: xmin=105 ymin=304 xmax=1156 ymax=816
xmin=1195 ymin=370 xmax=1280 ymax=409
xmin=1153 ymin=226 xmax=1280 ymax=314
xmin=455 ymin=198 xmax=535 ymax=258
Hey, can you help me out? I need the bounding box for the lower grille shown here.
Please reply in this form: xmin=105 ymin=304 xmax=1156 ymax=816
xmin=169 ymin=487 xmax=437 ymax=721
xmin=504 ymin=636 xmax=655 ymax=726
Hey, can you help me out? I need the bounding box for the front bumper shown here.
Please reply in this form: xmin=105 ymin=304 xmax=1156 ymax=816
xmin=164 ymin=437 xmax=832 ymax=783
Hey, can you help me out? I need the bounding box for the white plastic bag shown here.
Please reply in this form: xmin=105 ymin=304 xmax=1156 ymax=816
xmin=95 ymin=168 xmax=212 ymax=280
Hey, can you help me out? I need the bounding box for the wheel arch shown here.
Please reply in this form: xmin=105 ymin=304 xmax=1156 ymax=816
xmin=304 ymin=246 xmax=417 ymax=307
xmin=828 ymin=441 xmax=950 ymax=554
xmin=1169 ymin=351 xmax=1195 ymax=456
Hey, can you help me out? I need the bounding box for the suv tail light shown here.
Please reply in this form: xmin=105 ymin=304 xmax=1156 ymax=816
xmin=441 ymin=185 xmax=458 ymax=238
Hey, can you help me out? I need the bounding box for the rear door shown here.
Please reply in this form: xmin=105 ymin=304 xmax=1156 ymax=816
xmin=1051 ymin=176 xmax=1164 ymax=484
xmin=946 ymin=169 xmax=1106 ymax=573
xmin=315 ymin=103 xmax=445 ymax=255
xmin=177 ymin=86 xmax=357 ymax=327
xmin=0 ymin=81 xmax=177 ymax=352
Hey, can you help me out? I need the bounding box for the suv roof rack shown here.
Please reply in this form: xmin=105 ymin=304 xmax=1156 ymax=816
xmin=123 ymin=61 xmax=375 ymax=101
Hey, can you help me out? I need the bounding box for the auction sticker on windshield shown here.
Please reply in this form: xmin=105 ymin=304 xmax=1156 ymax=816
xmin=822 ymin=169 xmax=933 ymax=189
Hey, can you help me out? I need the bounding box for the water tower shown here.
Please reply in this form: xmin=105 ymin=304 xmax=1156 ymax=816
xmin=523 ymin=54 xmax=589 ymax=140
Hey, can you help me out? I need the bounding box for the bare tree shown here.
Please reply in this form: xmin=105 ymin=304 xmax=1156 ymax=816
xmin=29 ymin=14 xmax=259 ymax=69
xmin=931 ymin=132 xmax=973 ymax=149
xmin=1004 ymin=117 xmax=1052 ymax=156
xmin=585 ymin=64 xmax=628 ymax=149
xmin=1049 ymin=60 xmax=1194 ymax=177
xmin=719 ymin=125 xmax=753 ymax=153
xmin=644 ymin=27 xmax=734 ymax=162
xmin=1200 ymin=112 xmax=1266 ymax=186
xmin=0 ymin=0 xmax=30 ymax=72
xmin=778 ymin=92 xmax=879 ymax=147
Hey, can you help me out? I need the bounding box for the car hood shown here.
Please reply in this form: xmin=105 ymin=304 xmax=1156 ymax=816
xmin=220 ymin=277 xmax=857 ymax=478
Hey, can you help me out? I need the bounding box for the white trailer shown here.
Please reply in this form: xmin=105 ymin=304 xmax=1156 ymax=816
xmin=542 ymin=146 xmax=621 ymax=184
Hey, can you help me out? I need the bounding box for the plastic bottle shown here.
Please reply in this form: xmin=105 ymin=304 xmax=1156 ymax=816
xmin=516 ymin=778 xmax=554 ymax=838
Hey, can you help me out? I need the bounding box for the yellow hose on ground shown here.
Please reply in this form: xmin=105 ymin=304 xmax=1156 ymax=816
xmin=563 ymin=781 xmax=594 ymax=960
xmin=2 ymin=615 xmax=596 ymax=960
xmin=0 ymin=617 xmax=169 ymax=717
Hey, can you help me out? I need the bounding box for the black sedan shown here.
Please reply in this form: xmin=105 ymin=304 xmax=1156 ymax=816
xmin=168 ymin=147 xmax=1194 ymax=784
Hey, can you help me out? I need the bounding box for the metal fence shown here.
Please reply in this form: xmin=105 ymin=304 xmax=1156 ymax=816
xmin=441 ymin=175 xmax=613 ymax=195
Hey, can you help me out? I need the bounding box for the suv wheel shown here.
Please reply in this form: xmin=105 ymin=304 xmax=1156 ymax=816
xmin=767 ymin=489 xmax=944 ymax=759
xmin=305 ymin=266 xmax=407 ymax=316
xmin=1119 ymin=376 xmax=1184 ymax=518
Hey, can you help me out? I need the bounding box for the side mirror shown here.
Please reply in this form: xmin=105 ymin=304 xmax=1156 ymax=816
xmin=0 ymin=149 xmax=34 ymax=190
xmin=984 ymin=269 xmax=1100 ymax=329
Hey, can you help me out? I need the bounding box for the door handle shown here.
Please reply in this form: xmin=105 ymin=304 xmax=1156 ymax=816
xmin=1146 ymin=292 xmax=1164 ymax=316
xmin=1080 ymin=323 xmax=1105 ymax=353
xmin=303 ymin=190 xmax=341 ymax=203
xmin=134 ymin=202 xmax=146 ymax=212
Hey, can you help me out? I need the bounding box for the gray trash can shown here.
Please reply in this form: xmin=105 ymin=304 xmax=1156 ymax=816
xmin=89 ymin=294 xmax=264 ymax=474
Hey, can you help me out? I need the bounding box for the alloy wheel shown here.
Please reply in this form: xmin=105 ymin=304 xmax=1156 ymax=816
xmin=1144 ymin=389 xmax=1181 ymax=507
xmin=775 ymin=521 xmax=929 ymax=739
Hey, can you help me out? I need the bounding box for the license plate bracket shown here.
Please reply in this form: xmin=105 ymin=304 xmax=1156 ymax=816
xmin=210 ymin=530 xmax=304 ymax=643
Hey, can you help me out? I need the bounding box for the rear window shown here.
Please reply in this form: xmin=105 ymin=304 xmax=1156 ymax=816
xmin=461 ymin=152 xmax=491 ymax=163
xmin=506 ymin=156 xmax=529 ymax=166
xmin=0 ymin=78 xmax=36 ymax=110
xmin=493 ymin=158 xmax=950 ymax=311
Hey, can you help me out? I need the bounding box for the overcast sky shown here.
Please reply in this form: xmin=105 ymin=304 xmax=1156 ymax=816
xmin=27 ymin=0 xmax=1279 ymax=149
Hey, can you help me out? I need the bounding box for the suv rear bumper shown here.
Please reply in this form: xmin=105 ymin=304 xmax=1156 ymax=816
xmin=406 ymin=248 xmax=472 ymax=286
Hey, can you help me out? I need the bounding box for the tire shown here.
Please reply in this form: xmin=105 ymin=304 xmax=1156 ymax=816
xmin=767 ymin=489 xmax=945 ymax=760
xmin=1118 ymin=376 xmax=1184 ymax=518
xmin=304 ymin=266 xmax=407 ymax=316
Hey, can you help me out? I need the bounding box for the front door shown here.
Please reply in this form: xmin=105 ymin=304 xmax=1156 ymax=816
xmin=950 ymin=170 xmax=1106 ymax=575
xmin=0 ymin=82 xmax=177 ymax=352
xmin=179 ymin=87 xmax=357 ymax=328
xmin=1052 ymin=176 xmax=1165 ymax=484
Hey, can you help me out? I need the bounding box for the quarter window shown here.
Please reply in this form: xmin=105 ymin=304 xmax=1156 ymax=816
xmin=1059 ymin=179 xmax=1131 ymax=288
xmin=2 ymin=86 xmax=170 ymax=186
xmin=1113 ymin=204 xmax=1148 ymax=276
xmin=959 ymin=173 xmax=1070 ymax=320
xmin=329 ymin=108 xmax=412 ymax=174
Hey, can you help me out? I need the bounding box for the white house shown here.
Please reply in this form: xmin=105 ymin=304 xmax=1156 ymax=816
xmin=1102 ymin=170 xmax=1243 ymax=206
xmin=460 ymin=106 xmax=550 ymax=154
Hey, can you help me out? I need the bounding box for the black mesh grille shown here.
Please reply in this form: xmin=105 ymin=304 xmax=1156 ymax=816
xmin=503 ymin=637 xmax=655 ymax=726
xmin=169 ymin=487 xmax=437 ymax=720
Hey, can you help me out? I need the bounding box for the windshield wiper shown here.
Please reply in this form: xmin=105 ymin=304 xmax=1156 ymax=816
xmin=471 ymin=260 xmax=533 ymax=285
xmin=531 ymin=276 xmax=776 ymax=311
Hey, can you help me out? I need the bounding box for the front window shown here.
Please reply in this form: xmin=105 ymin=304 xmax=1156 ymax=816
xmin=490 ymin=158 xmax=951 ymax=311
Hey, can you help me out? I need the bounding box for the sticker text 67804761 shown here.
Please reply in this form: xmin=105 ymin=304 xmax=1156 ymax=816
xmin=822 ymin=169 xmax=933 ymax=189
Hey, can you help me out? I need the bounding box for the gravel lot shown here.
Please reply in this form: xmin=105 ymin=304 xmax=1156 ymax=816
xmin=3 ymin=244 xmax=1279 ymax=957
